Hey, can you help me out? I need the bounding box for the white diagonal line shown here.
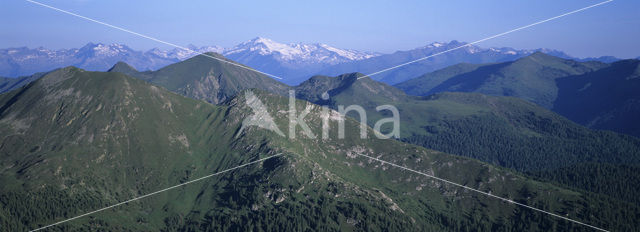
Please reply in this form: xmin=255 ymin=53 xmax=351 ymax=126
xmin=355 ymin=153 xmax=608 ymax=232
xmin=28 ymin=153 xmax=283 ymax=232
xmin=23 ymin=0 xmax=283 ymax=80
xmin=360 ymin=0 xmax=614 ymax=79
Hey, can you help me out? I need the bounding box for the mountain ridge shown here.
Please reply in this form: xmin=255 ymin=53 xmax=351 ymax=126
xmin=395 ymin=53 xmax=640 ymax=137
xmin=396 ymin=52 xmax=607 ymax=108
xmin=2 ymin=38 xmax=619 ymax=85
xmin=0 ymin=38 xmax=378 ymax=81
xmin=1 ymin=68 xmax=638 ymax=231
xmin=118 ymin=52 xmax=291 ymax=104
xmin=0 ymin=43 xmax=181 ymax=77
xmin=314 ymin=41 xmax=597 ymax=85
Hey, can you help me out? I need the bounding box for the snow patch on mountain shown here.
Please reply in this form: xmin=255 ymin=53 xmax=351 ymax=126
xmin=223 ymin=37 xmax=379 ymax=65
xmin=0 ymin=37 xmax=613 ymax=81
xmin=148 ymin=45 xmax=224 ymax=60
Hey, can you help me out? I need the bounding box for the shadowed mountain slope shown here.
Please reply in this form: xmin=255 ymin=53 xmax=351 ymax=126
xmin=554 ymin=59 xmax=640 ymax=137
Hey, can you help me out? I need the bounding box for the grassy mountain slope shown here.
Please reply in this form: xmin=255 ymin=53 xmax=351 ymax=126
xmin=119 ymin=52 xmax=290 ymax=104
xmin=554 ymin=59 xmax=640 ymax=137
xmin=224 ymin=90 xmax=639 ymax=231
xmin=395 ymin=52 xmax=607 ymax=108
xmin=1 ymin=68 xmax=638 ymax=231
xmin=1 ymin=60 xmax=139 ymax=96
xmin=296 ymin=74 xmax=640 ymax=204
xmin=0 ymin=72 xmax=46 ymax=94
xmin=295 ymin=73 xmax=406 ymax=105
xmin=394 ymin=62 xmax=486 ymax=96
xmin=0 ymin=67 xmax=242 ymax=231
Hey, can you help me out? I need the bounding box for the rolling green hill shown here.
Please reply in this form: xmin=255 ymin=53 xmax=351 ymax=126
xmin=1 ymin=68 xmax=638 ymax=231
xmin=395 ymin=53 xmax=640 ymax=137
xmin=296 ymin=74 xmax=640 ymax=204
xmin=392 ymin=62 xmax=486 ymax=97
xmin=395 ymin=52 xmax=607 ymax=108
xmin=115 ymin=52 xmax=290 ymax=104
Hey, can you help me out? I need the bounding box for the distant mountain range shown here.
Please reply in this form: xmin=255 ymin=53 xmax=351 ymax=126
xmin=223 ymin=37 xmax=379 ymax=84
xmin=0 ymin=38 xmax=378 ymax=83
xmin=314 ymin=41 xmax=623 ymax=85
xmin=1 ymin=37 xmax=621 ymax=85
xmin=0 ymin=43 xmax=179 ymax=77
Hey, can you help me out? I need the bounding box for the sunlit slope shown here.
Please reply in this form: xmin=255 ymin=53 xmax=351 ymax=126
xmin=118 ymin=52 xmax=290 ymax=104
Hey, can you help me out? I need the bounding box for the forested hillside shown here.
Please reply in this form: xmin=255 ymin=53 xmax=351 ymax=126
xmin=296 ymin=73 xmax=640 ymax=204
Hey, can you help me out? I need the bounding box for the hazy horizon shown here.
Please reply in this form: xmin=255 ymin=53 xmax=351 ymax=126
xmin=3 ymin=37 xmax=627 ymax=60
xmin=2 ymin=0 xmax=639 ymax=58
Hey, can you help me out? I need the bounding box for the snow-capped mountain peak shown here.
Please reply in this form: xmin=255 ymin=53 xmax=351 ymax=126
xmin=1 ymin=37 xmax=594 ymax=86
xmin=92 ymin=43 xmax=133 ymax=56
xmin=224 ymin=37 xmax=379 ymax=64
xmin=71 ymin=43 xmax=138 ymax=58
xmin=225 ymin=37 xmax=305 ymax=59
xmin=147 ymin=44 xmax=224 ymax=60
xmin=0 ymin=37 xmax=380 ymax=79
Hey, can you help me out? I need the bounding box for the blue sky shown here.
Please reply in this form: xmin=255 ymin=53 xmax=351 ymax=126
xmin=1 ymin=0 xmax=639 ymax=58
